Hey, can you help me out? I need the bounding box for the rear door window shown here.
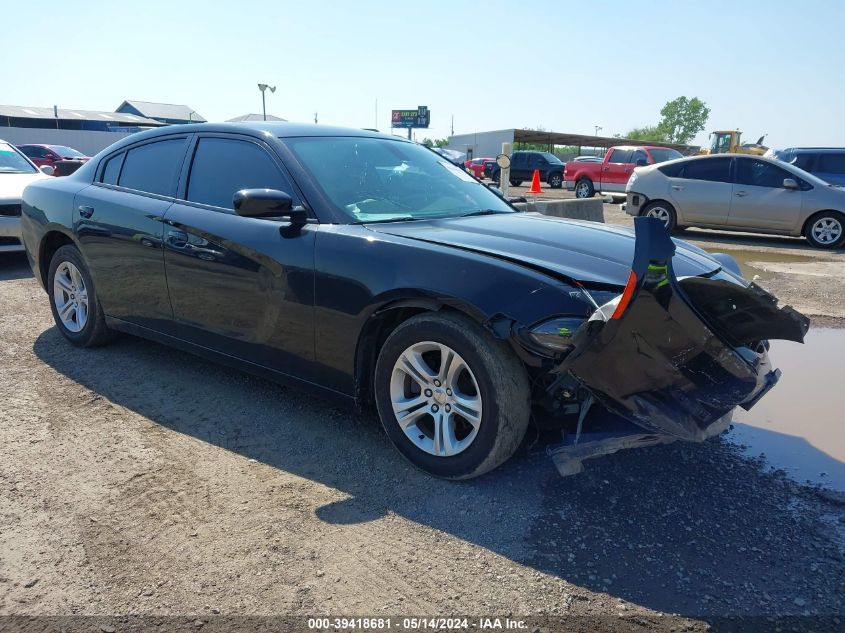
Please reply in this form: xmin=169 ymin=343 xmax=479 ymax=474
xmin=186 ymin=137 xmax=297 ymax=210
xmin=118 ymin=138 xmax=188 ymax=196
xmin=735 ymin=159 xmax=791 ymax=188
xmin=631 ymin=149 xmax=648 ymax=165
xmin=608 ymin=149 xmax=632 ymax=163
xmin=682 ymin=158 xmax=732 ymax=183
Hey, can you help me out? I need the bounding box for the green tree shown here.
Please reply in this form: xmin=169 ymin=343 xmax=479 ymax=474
xmin=622 ymin=96 xmax=710 ymax=144
xmin=656 ymin=96 xmax=710 ymax=144
xmin=421 ymin=138 xmax=449 ymax=148
xmin=623 ymin=125 xmax=669 ymax=142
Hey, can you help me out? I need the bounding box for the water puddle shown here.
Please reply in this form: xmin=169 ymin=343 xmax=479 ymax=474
xmin=727 ymin=328 xmax=845 ymax=491
xmin=719 ymin=249 xmax=821 ymax=281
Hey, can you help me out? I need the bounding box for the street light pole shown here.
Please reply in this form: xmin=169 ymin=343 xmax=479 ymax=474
xmin=257 ymin=83 xmax=276 ymax=121
xmin=594 ymin=125 xmax=603 ymax=136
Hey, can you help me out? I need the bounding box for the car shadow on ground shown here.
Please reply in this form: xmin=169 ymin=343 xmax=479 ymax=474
xmin=0 ymin=252 xmax=34 ymax=281
xmin=32 ymin=328 xmax=845 ymax=625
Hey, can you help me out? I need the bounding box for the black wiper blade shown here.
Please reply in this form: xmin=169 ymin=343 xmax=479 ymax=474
xmin=358 ymin=216 xmax=417 ymax=224
xmin=459 ymin=209 xmax=508 ymax=218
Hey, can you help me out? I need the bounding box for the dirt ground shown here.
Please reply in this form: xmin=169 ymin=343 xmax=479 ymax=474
xmin=2 ymin=202 xmax=844 ymax=632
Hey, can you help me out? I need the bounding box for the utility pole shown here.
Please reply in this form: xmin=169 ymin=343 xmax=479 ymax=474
xmin=314 ymin=112 xmax=318 ymax=124
xmin=451 ymin=114 xmax=454 ymax=136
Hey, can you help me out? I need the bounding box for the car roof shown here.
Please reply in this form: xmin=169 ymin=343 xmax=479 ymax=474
xmin=781 ymin=147 xmax=845 ymax=154
xmin=137 ymin=121 xmax=393 ymax=139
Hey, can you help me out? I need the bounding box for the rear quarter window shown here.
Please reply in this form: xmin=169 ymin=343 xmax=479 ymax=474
xmin=118 ymin=138 xmax=188 ymax=197
xmin=100 ymin=152 xmax=124 ymax=185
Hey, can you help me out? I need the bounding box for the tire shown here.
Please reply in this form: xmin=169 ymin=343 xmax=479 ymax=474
xmin=549 ymin=173 xmax=563 ymax=189
xmin=574 ymin=178 xmax=594 ymax=198
xmin=374 ymin=312 xmax=530 ymax=480
xmin=641 ymin=200 xmax=678 ymax=233
xmin=804 ymin=211 xmax=845 ymax=249
xmin=510 ymin=179 xmax=522 ymax=187
xmin=48 ymin=244 xmax=114 ymax=347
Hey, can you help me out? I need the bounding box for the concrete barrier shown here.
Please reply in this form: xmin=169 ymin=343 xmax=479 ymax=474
xmin=512 ymin=198 xmax=604 ymax=223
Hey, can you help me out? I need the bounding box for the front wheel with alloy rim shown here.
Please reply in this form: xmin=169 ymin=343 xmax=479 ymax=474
xmin=374 ymin=312 xmax=530 ymax=479
xmin=804 ymin=211 xmax=845 ymax=249
xmin=48 ymin=244 xmax=114 ymax=347
xmin=642 ymin=201 xmax=678 ymax=233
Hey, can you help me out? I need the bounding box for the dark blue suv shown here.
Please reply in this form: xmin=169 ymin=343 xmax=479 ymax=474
xmin=769 ymin=148 xmax=845 ymax=186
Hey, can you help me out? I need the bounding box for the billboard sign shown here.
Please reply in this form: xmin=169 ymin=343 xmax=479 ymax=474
xmin=391 ymin=106 xmax=429 ymax=129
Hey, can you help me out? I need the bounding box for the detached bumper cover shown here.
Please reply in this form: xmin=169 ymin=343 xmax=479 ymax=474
xmin=556 ymin=217 xmax=810 ymax=442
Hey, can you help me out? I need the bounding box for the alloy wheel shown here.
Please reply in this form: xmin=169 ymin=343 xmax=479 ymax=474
xmin=811 ymin=217 xmax=842 ymax=245
xmin=390 ymin=341 xmax=482 ymax=457
xmin=53 ymin=261 xmax=89 ymax=333
xmin=646 ymin=206 xmax=672 ymax=228
xmin=576 ymin=182 xmax=590 ymax=198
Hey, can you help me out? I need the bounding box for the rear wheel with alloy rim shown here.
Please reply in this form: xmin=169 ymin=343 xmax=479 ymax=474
xmin=575 ymin=178 xmax=594 ymax=198
xmin=549 ymin=173 xmax=563 ymax=189
xmin=48 ymin=244 xmax=114 ymax=347
xmin=374 ymin=312 xmax=530 ymax=479
xmin=642 ymin=201 xmax=678 ymax=233
xmin=804 ymin=212 xmax=845 ymax=249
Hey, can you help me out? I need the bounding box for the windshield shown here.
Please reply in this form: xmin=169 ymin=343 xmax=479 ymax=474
xmin=284 ymin=136 xmax=514 ymax=223
xmin=541 ymin=152 xmax=563 ymax=164
xmin=0 ymin=143 xmax=38 ymax=174
xmin=649 ymin=148 xmax=684 ymax=163
xmin=49 ymin=145 xmax=85 ymax=158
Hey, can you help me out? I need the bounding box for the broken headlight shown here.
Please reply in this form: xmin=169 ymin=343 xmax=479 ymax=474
xmin=528 ymin=317 xmax=585 ymax=352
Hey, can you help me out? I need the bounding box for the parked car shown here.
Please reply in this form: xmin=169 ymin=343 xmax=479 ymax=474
xmin=21 ymin=123 xmax=808 ymax=479
xmin=565 ymin=145 xmax=684 ymax=198
xmin=429 ymin=146 xmax=466 ymax=168
xmin=17 ymin=144 xmax=90 ymax=175
xmin=0 ymin=140 xmax=51 ymax=253
xmin=463 ymin=157 xmax=494 ymax=179
xmin=482 ymin=159 xmax=496 ymax=179
xmin=766 ymin=147 xmax=845 ymax=187
xmin=489 ymin=151 xmax=565 ymax=188
xmin=625 ymin=154 xmax=845 ymax=248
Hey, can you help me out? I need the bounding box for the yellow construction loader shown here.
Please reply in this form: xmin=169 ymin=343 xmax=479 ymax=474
xmin=700 ymin=130 xmax=768 ymax=156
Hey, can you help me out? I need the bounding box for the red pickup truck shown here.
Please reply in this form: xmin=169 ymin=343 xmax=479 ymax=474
xmin=564 ymin=145 xmax=683 ymax=198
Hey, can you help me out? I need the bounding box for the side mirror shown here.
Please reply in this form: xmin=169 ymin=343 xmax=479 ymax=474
xmin=233 ymin=189 xmax=306 ymax=223
xmin=40 ymin=165 xmax=55 ymax=176
xmin=783 ymin=178 xmax=799 ymax=190
xmin=635 ymin=159 xmax=648 ymax=167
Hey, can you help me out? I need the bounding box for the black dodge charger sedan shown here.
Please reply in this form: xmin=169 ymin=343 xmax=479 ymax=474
xmin=20 ymin=123 xmax=809 ymax=479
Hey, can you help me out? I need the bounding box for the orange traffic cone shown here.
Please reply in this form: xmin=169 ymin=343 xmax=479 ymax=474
xmin=527 ymin=169 xmax=543 ymax=194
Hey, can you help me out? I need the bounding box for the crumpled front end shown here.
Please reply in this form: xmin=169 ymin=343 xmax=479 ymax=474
xmin=553 ymin=217 xmax=810 ymax=443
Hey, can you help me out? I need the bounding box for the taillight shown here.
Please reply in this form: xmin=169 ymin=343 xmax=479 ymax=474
xmin=610 ymin=271 xmax=638 ymax=320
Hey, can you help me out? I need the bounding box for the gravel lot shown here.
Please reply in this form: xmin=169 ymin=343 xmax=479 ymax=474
xmin=2 ymin=203 xmax=844 ymax=632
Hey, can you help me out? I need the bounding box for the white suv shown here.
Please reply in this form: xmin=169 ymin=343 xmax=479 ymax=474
xmin=0 ymin=140 xmax=51 ymax=253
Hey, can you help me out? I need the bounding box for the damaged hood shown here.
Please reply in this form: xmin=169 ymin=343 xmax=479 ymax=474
xmin=367 ymin=212 xmax=721 ymax=286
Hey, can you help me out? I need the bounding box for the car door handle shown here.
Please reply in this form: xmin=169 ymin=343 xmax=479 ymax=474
xmin=166 ymin=229 xmax=188 ymax=247
xmin=671 ymin=185 xmax=684 ymax=191
xmin=735 ymin=191 xmax=748 ymax=197
xmin=78 ymin=205 xmax=94 ymax=219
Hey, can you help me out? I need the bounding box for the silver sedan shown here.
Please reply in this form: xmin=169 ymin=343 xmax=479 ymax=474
xmin=625 ymin=154 xmax=845 ymax=248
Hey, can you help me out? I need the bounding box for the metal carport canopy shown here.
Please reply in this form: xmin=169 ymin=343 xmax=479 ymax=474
xmin=512 ymin=129 xmax=696 ymax=153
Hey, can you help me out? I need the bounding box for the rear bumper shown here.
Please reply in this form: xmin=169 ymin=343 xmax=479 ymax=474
xmin=625 ymin=192 xmax=647 ymax=216
xmin=555 ymin=217 xmax=809 ymax=442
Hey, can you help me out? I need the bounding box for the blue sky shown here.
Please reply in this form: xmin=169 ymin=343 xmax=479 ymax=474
xmin=3 ymin=0 xmax=842 ymax=148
